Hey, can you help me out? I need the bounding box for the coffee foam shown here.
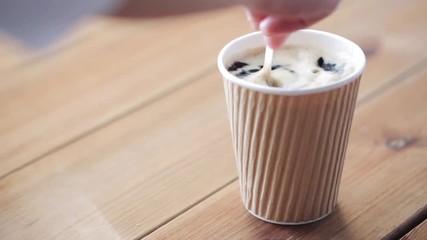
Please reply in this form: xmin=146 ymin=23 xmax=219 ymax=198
xmin=227 ymin=45 xmax=355 ymax=90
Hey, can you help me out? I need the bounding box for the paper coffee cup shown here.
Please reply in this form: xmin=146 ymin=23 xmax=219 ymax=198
xmin=217 ymin=30 xmax=366 ymax=224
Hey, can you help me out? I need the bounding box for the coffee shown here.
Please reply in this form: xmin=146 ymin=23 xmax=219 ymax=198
xmin=227 ymin=45 xmax=355 ymax=89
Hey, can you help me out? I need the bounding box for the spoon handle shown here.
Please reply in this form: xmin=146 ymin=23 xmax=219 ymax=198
xmin=263 ymin=45 xmax=274 ymax=85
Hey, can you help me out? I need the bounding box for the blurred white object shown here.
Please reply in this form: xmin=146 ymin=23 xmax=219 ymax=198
xmin=0 ymin=0 xmax=118 ymax=47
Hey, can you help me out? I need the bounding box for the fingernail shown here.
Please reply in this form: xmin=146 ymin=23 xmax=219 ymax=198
xmin=259 ymin=18 xmax=269 ymax=33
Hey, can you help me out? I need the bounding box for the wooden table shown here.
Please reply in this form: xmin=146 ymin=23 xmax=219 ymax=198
xmin=1 ymin=0 xmax=426 ymax=239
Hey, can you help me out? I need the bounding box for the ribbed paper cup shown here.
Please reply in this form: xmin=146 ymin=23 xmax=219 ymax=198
xmin=217 ymin=30 xmax=366 ymax=224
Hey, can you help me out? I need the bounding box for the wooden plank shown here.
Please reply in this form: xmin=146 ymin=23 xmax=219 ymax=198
xmin=0 ymin=35 xmax=26 ymax=71
xmin=0 ymin=71 xmax=237 ymax=240
xmin=0 ymin=1 xmax=426 ymax=239
xmin=0 ymin=16 xmax=110 ymax=71
xmin=0 ymin=7 xmax=251 ymax=178
xmin=0 ymin=7 xmax=210 ymax=70
xmin=401 ymin=219 xmax=427 ymax=240
xmin=144 ymin=66 xmax=427 ymax=239
xmin=313 ymin=0 xmax=427 ymax=99
xmin=0 ymin=64 xmax=426 ymax=240
xmin=1 ymin=0 xmax=426 ymax=179
xmin=0 ymin=0 xmax=348 ymax=71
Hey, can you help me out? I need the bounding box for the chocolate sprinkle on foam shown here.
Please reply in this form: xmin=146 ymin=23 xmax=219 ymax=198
xmin=271 ymin=65 xmax=282 ymax=70
xmin=227 ymin=61 xmax=248 ymax=71
xmin=317 ymin=57 xmax=337 ymax=72
xmin=237 ymin=71 xmax=249 ymax=77
xmin=226 ymin=45 xmax=354 ymax=89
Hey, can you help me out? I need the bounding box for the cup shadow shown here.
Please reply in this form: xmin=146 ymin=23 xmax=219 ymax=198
xmin=255 ymin=204 xmax=357 ymax=240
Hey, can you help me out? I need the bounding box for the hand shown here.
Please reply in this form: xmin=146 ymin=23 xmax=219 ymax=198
xmin=244 ymin=0 xmax=340 ymax=49
xmin=111 ymin=0 xmax=237 ymax=18
xmin=110 ymin=0 xmax=339 ymax=49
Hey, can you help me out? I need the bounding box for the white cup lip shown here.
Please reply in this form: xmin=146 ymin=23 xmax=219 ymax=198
xmin=217 ymin=30 xmax=366 ymax=96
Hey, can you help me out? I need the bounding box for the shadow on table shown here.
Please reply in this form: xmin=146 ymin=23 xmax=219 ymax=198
xmin=257 ymin=205 xmax=357 ymax=240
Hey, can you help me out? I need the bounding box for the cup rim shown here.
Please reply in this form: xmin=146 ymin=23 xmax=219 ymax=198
xmin=217 ymin=30 xmax=366 ymax=96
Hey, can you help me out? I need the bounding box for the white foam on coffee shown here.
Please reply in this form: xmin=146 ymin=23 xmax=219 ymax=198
xmin=229 ymin=45 xmax=355 ymax=90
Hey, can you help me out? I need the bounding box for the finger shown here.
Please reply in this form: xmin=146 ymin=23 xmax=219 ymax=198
xmin=264 ymin=34 xmax=288 ymax=49
xmin=259 ymin=16 xmax=316 ymax=36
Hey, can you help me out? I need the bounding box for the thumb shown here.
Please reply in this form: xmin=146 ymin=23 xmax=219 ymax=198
xmin=263 ymin=34 xmax=288 ymax=49
xmin=259 ymin=16 xmax=318 ymax=49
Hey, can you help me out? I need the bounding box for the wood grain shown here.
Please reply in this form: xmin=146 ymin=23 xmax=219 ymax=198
xmin=1 ymin=0 xmax=427 ymax=180
xmin=1 ymin=65 xmax=426 ymax=240
xmin=0 ymin=0 xmax=426 ymax=239
xmin=0 ymin=72 xmax=236 ymax=240
xmin=144 ymin=66 xmax=427 ymax=239
xmin=314 ymin=0 xmax=427 ymax=99
xmin=0 ymin=16 xmax=112 ymax=71
xmin=0 ymin=7 xmax=251 ymax=178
